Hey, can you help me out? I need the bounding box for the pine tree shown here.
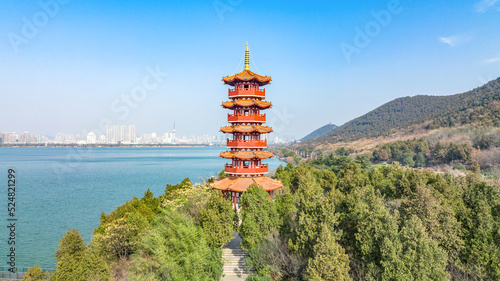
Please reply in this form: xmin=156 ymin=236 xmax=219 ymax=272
xmin=303 ymin=225 xmax=351 ymax=281
xmin=199 ymin=191 xmax=235 ymax=248
xmin=239 ymin=184 xmax=279 ymax=249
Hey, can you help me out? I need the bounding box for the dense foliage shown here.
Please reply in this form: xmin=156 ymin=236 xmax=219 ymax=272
xmin=51 ymin=229 xmax=110 ymax=281
xmin=130 ymin=208 xmax=223 ymax=280
xmin=25 ymin=178 xmax=233 ymax=280
xmin=244 ymin=163 xmax=500 ymax=280
xmin=239 ymin=184 xmax=279 ymax=249
xmin=24 ymin=157 xmax=500 ymax=280
xmin=371 ymin=138 xmax=475 ymax=167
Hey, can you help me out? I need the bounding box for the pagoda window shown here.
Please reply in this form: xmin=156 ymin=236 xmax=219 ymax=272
xmin=244 ymin=84 xmax=249 ymax=89
xmin=244 ymin=110 xmax=249 ymax=116
xmin=244 ymin=161 xmax=249 ymax=167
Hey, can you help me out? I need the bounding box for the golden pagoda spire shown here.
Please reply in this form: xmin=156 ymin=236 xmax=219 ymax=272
xmin=244 ymin=42 xmax=250 ymax=70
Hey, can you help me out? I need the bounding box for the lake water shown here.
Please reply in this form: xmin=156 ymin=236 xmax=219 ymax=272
xmin=0 ymin=147 xmax=283 ymax=269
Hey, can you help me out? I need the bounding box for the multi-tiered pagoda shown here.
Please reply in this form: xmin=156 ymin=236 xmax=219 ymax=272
xmin=214 ymin=43 xmax=283 ymax=208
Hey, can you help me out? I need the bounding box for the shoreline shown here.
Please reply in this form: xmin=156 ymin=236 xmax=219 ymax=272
xmin=0 ymin=144 xmax=224 ymax=148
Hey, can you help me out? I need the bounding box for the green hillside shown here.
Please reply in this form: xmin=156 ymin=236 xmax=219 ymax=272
xmin=300 ymin=123 xmax=338 ymax=141
xmin=311 ymin=77 xmax=500 ymax=143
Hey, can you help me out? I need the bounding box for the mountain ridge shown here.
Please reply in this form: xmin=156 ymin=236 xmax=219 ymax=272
xmin=300 ymin=123 xmax=338 ymax=141
xmin=303 ymin=77 xmax=500 ymax=144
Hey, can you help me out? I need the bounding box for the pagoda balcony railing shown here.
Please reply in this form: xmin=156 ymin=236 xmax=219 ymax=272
xmin=227 ymin=139 xmax=267 ymax=147
xmin=225 ymin=164 xmax=268 ymax=174
xmin=227 ymin=113 xmax=266 ymax=122
xmin=228 ymin=88 xmax=265 ymax=98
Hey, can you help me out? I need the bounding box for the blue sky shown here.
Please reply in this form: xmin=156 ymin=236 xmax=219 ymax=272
xmin=1 ymin=0 xmax=499 ymax=139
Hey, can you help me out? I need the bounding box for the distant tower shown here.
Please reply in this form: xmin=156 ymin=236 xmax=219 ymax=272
xmin=172 ymin=121 xmax=176 ymax=144
xmin=113 ymin=125 xmax=119 ymax=143
xmin=129 ymin=125 xmax=136 ymax=143
xmin=120 ymin=125 xmax=127 ymax=142
xmin=106 ymin=125 xmax=113 ymax=143
xmin=213 ymin=43 xmax=283 ymax=208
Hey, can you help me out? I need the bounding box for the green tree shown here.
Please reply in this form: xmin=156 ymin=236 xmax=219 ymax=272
xmin=288 ymin=170 xmax=341 ymax=261
xmin=416 ymin=139 xmax=430 ymax=154
xmin=340 ymin=186 xmax=399 ymax=280
xmin=312 ymin=169 xmax=338 ymax=192
xmin=22 ymin=265 xmax=48 ymax=281
xmin=431 ymin=141 xmax=447 ymax=161
xmin=303 ymin=225 xmax=351 ymax=281
xmin=401 ymin=152 xmax=416 ymax=167
xmin=93 ymin=190 xmax=157 ymax=260
xmin=163 ymin=177 xmax=193 ymax=198
xmin=458 ymin=182 xmax=500 ymax=279
xmin=54 ymin=229 xmax=86 ymax=260
xmin=130 ymin=208 xmax=223 ymax=280
xmin=239 ymin=184 xmax=279 ymax=249
xmin=290 ymin=165 xmax=316 ymax=193
xmin=400 ymin=186 xmax=463 ymax=260
xmin=470 ymin=161 xmax=481 ymax=174
xmin=354 ymin=155 xmax=372 ymax=170
xmin=380 ymin=215 xmax=449 ymax=281
xmin=275 ymin=192 xmax=295 ymax=236
xmin=337 ymin=162 xmax=368 ymax=193
xmin=198 ymin=191 xmax=235 ymax=248
xmin=52 ymin=230 xmax=110 ymax=281
xmin=94 ymin=217 xmax=140 ymax=259
xmin=414 ymin=152 xmax=427 ymax=167
xmin=274 ymin=163 xmax=294 ymax=189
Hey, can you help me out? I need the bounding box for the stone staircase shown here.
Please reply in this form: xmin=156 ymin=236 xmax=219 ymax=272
xmin=220 ymin=232 xmax=253 ymax=281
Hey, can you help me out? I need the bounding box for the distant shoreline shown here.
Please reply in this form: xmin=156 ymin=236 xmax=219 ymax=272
xmin=0 ymin=143 xmax=224 ymax=148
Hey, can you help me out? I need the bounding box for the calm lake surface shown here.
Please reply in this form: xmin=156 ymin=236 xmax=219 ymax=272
xmin=0 ymin=147 xmax=284 ymax=269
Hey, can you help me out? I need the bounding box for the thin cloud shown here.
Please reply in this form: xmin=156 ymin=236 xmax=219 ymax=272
xmin=474 ymin=0 xmax=499 ymax=12
xmin=439 ymin=35 xmax=468 ymax=47
xmin=484 ymin=55 xmax=500 ymax=64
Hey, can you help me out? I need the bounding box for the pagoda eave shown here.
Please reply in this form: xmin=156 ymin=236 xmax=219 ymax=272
xmin=220 ymin=125 xmax=273 ymax=134
xmin=222 ymin=69 xmax=272 ymax=86
xmin=220 ymin=150 xmax=274 ymax=160
xmin=213 ymin=176 xmax=284 ymax=193
xmin=221 ymin=100 xmax=272 ymax=109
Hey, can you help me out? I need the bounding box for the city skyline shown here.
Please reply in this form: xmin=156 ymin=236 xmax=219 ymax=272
xmin=1 ymin=1 xmax=500 ymax=139
xmin=0 ymin=124 xmax=293 ymax=145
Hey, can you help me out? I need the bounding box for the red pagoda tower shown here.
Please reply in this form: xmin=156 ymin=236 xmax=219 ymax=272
xmin=214 ymin=43 xmax=283 ymax=208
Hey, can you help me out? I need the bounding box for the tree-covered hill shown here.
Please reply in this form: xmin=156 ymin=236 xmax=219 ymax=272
xmin=311 ymin=77 xmax=500 ymax=143
xmin=300 ymin=123 xmax=338 ymax=141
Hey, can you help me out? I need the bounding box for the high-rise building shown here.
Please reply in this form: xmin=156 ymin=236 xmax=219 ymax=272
xmin=129 ymin=125 xmax=136 ymax=143
xmin=172 ymin=122 xmax=176 ymax=144
xmin=106 ymin=125 xmax=113 ymax=143
xmin=120 ymin=125 xmax=127 ymax=142
xmin=87 ymin=132 xmax=97 ymax=144
xmin=113 ymin=125 xmax=119 ymax=143
xmin=213 ymin=43 xmax=283 ymax=208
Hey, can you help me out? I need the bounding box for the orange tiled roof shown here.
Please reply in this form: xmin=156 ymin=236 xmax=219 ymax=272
xmin=220 ymin=150 xmax=273 ymax=160
xmin=221 ymin=100 xmax=272 ymax=109
xmin=213 ymin=176 xmax=283 ymax=192
xmin=222 ymin=69 xmax=272 ymax=86
xmin=220 ymin=125 xmax=273 ymax=134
